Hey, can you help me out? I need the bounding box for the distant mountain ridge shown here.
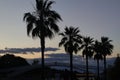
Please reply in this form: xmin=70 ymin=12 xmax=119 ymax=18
xmin=27 ymin=53 xmax=116 ymax=70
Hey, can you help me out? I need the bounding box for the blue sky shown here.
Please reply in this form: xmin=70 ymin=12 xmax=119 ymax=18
xmin=0 ymin=0 xmax=120 ymax=57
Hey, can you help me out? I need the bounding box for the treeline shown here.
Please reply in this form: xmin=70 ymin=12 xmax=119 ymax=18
xmin=0 ymin=54 xmax=29 ymax=68
xmin=23 ymin=0 xmax=114 ymax=80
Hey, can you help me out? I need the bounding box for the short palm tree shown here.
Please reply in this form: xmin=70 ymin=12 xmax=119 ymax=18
xmin=80 ymin=36 xmax=94 ymax=80
xmin=23 ymin=0 xmax=62 ymax=79
xmin=59 ymin=26 xmax=82 ymax=80
xmin=93 ymin=40 xmax=103 ymax=80
xmin=100 ymin=37 xmax=113 ymax=80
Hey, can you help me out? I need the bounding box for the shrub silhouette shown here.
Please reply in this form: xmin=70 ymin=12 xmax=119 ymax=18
xmin=0 ymin=54 xmax=29 ymax=68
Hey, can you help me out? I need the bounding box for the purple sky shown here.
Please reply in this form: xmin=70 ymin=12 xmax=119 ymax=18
xmin=0 ymin=0 xmax=120 ymax=57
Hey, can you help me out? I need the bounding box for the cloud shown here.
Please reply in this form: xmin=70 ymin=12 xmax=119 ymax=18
xmin=0 ymin=47 xmax=59 ymax=54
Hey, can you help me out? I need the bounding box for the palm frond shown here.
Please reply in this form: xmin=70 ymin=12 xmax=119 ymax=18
xmin=76 ymin=35 xmax=82 ymax=39
xmin=100 ymin=36 xmax=114 ymax=56
xmin=48 ymin=17 xmax=55 ymax=23
xmin=72 ymin=37 xmax=82 ymax=44
xmin=64 ymin=42 xmax=69 ymax=53
xmin=27 ymin=22 xmax=34 ymax=36
xmin=43 ymin=27 xmax=54 ymax=39
xmin=59 ymin=26 xmax=82 ymax=55
xmin=50 ymin=23 xmax=59 ymax=33
xmin=94 ymin=40 xmax=101 ymax=53
xmin=73 ymin=43 xmax=79 ymax=54
xmin=59 ymin=33 xmax=65 ymax=36
xmin=43 ymin=0 xmax=48 ymax=9
xmin=23 ymin=13 xmax=37 ymax=36
xmin=59 ymin=37 xmax=67 ymax=47
xmin=36 ymin=0 xmax=43 ymax=11
xmin=81 ymin=36 xmax=94 ymax=58
xmin=59 ymin=42 xmax=63 ymax=47
xmin=48 ymin=10 xmax=62 ymax=21
xmin=82 ymin=49 xmax=87 ymax=57
xmin=24 ymin=13 xmax=36 ymax=22
xmin=46 ymin=0 xmax=55 ymax=10
xmin=88 ymin=50 xmax=94 ymax=58
xmin=23 ymin=13 xmax=30 ymax=21
xmin=78 ymin=45 xmax=84 ymax=50
xmin=73 ymin=27 xmax=80 ymax=34
xmin=94 ymin=53 xmax=103 ymax=60
xmin=32 ymin=27 xmax=40 ymax=38
xmin=83 ymin=36 xmax=94 ymax=45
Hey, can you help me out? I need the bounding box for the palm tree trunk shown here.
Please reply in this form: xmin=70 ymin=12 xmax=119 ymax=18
xmin=104 ymin=55 xmax=107 ymax=80
xmin=86 ymin=55 xmax=89 ymax=80
xmin=39 ymin=10 xmax=45 ymax=80
xmin=70 ymin=52 xmax=73 ymax=80
xmin=40 ymin=37 xmax=45 ymax=80
xmin=97 ymin=59 xmax=100 ymax=80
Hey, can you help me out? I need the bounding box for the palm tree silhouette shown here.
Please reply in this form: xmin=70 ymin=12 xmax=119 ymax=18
xmin=100 ymin=37 xmax=113 ymax=80
xmin=59 ymin=26 xmax=82 ymax=80
xmin=23 ymin=0 xmax=62 ymax=79
xmin=93 ymin=40 xmax=103 ymax=80
xmin=80 ymin=36 xmax=94 ymax=80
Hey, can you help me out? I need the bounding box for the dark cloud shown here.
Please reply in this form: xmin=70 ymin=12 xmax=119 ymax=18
xmin=0 ymin=47 xmax=59 ymax=54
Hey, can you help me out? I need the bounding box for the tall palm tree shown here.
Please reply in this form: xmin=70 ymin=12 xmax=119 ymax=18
xmin=23 ymin=0 xmax=62 ymax=79
xmin=93 ymin=40 xmax=103 ymax=80
xmin=59 ymin=26 xmax=82 ymax=80
xmin=100 ymin=37 xmax=113 ymax=80
xmin=80 ymin=36 xmax=94 ymax=80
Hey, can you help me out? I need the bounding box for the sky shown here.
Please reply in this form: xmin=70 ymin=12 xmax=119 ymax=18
xmin=0 ymin=0 xmax=120 ymax=58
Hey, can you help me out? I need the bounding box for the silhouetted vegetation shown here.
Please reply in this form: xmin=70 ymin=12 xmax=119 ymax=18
xmin=58 ymin=26 xmax=114 ymax=80
xmin=23 ymin=0 xmax=62 ymax=79
xmin=22 ymin=0 xmax=114 ymax=80
xmin=107 ymin=54 xmax=120 ymax=80
xmin=93 ymin=40 xmax=103 ymax=80
xmin=80 ymin=36 xmax=94 ymax=80
xmin=0 ymin=54 xmax=29 ymax=68
xmin=32 ymin=59 xmax=39 ymax=65
xmin=59 ymin=26 xmax=82 ymax=80
xmin=100 ymin=37 xmax=113 ymax=80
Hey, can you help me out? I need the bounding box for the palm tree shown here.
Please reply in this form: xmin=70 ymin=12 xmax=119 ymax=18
xmin=80 ymin=36 xmax=94 ymax=80
xmin=23 ymin=0 xmax=62 ymax=79
xmin=93 ymin=40 xmax=103 ymax=80
xmin=100 ymin=37 xmax=113 ymax=80
xmin=59 ymin=26 xmax=82 ymax=80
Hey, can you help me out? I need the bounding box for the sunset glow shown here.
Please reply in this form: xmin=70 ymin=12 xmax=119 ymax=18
xmin=0 ymin=0 xmax=120 ymax=58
